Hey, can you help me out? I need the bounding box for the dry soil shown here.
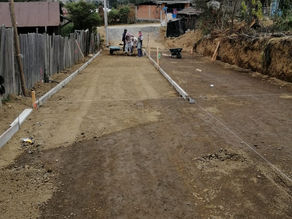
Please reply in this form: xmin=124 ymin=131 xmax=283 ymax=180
xmin=0 ymin=51 xmax=291 ymax=218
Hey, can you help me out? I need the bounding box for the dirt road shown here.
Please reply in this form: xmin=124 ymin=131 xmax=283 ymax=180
xmin=0 ymin=52 xmax=291 ymax=218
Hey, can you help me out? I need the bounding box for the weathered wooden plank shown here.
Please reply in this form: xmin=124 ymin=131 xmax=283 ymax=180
xmin=1 ymin=29 xmax=100 ymax=96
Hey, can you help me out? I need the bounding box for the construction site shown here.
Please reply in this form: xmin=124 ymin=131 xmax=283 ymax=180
xmin=0 ymin=0 xmax=292 ymax=218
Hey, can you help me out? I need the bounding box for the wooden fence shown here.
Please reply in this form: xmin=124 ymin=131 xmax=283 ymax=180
xmin=0 ymin=26 xmax=100 ymax=96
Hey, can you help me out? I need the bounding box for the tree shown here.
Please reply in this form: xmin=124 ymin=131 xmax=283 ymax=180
xmin=119 ymin=5 xmax=130 ymax=23
xmin=108 ymin=8 xmax=119 ymax=24
xmin=66 ymin=1 xmax=102 ymax=32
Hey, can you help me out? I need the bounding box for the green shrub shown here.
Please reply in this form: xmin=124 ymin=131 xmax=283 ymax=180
xmin=272 ymin=14 xmax=292 ymax=31
xmin=107 ymin=5 xmax=132 ymax=24
xmin=240 ymin=0 xmax=262 ymax=23
xmin=60 ymin=23 xmax=74 ymax=37
xmin=108 ymin=8 xmax=120 ymax=24
xmin=119 ymin=6 xmax=130 ymax=23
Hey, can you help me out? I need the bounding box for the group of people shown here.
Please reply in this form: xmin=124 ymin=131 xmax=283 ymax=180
xmin=122 ymin=29 xmax=143 ymax=57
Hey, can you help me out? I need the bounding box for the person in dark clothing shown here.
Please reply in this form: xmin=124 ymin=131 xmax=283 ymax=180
xmin=0 ymin=76 xmax=5 ymax=96
xmin=122 ymin=29 xmax=127 ymax=51
xmin=0 ymin=75 xmax=5 ymax=107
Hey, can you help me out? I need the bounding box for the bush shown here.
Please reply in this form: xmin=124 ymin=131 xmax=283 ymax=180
xmin=107 ymin=5 xmax=133 ymax=24
xmin=108 ymin=8 xmax=119 ymax=24
xmin=60 ymin=23 xmax=74 ymax=37
xmin=240 ymin=0 xmax=262 ymax=23
xmin=119 ymin=6 xmax=130 ymax=23
xmin=272 ymin=14 xmax=292 ymax=31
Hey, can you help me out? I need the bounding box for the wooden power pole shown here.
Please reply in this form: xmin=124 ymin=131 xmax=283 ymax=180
xmin=9 ymin=0 xmax=27 ymax=96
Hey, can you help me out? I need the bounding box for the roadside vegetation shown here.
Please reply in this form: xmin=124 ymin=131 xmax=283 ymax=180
xmin=108 ymin=5 xmax=136 ymax=25
xmin=195 ymin=0 xmax=291 ymax=34
xmin=61 ymin=1 xmax=136 ymax=36
xmin=61 ymin=1 xmax=102 ymax=36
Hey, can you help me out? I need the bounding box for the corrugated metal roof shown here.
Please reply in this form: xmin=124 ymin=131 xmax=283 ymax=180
xmin=136 ymin=0 xmax=190 ymax=5
xmin=157 ymin=0 xmax=191 ymax=4
xmin=0 ymin=2 xmax=60 ymax=27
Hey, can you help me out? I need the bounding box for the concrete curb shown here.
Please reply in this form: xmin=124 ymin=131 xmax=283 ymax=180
xmin=144 ymin=49 xmax=194 ymax=103
xmin=0 ymin=109 xmax=32 ymax=149
xmin=0 ymin=50 xmax=102 ymax=149
xmin=36 ymin=50 xmax=102 ymax=107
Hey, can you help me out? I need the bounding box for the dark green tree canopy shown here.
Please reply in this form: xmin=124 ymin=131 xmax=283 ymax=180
xmin=66 ymin=1 xmax=102 ymax=32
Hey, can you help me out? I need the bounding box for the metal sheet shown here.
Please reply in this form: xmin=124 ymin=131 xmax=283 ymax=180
xmin=0 ymin=2 xmax=60 ymax=27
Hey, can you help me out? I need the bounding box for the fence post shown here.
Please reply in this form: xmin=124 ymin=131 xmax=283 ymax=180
xmin=1 ymin=29 xmax=100 ymax=96
xmin=9 ymin=0 xmax=27 ymax=96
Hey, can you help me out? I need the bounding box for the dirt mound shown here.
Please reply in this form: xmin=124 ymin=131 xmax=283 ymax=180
xmin=164 ymin=30 xmax=203 ymax=50
xmin=199 ymin=148 xmax=246 ymax=162
xmin=195 ymin=35 xmax=292 ymax=82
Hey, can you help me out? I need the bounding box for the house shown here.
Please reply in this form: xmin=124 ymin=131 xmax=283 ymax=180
xmin=0 ymin=2 xmax=61 ymax=34
xmin=135 ymin=0 xmax=191 ymax=21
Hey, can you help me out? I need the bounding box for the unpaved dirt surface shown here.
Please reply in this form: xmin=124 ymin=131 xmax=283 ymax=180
xmin=155 ymin=51 xmax=292 ymax=178
xmin=0 ymin=51 xmax=292 ymax=218
xmin=0 ymin=59 xmax=89 ymax=134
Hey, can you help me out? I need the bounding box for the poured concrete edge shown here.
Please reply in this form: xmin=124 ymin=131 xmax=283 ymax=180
xmin=0 ymin=108 xmax=33 ymax=148
xmin=143 ymin=49 xmax=194 ymax=103
xmin=0 ymin=50 xmax=102 ymax=149
xmin=10 ymin=109 xmax=33 ymax=127
xmin=36 ymin=50 xmax=102 ymax=107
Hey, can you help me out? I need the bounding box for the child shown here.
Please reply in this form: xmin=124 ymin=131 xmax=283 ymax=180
xmin=137 ymin=31 xmax=143 ymax=57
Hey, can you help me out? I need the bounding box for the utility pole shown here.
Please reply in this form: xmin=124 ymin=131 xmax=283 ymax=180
xmin=103 ymin=0 xmax=109 ymax=46
xmin=9 ymin=0 xmax=27 ymax=96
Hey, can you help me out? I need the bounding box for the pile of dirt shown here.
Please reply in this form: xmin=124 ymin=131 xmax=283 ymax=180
xmin=163 ymin=29 xmax=203 ymax=50
xmin=195 ymin=34 xmax=292 ymax=82
xmin=194 ymin=148 xmax=246 ymax=162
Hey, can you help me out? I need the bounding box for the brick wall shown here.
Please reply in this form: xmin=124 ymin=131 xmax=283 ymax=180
xmin=136 ymin=5 xmax=165 ymax=20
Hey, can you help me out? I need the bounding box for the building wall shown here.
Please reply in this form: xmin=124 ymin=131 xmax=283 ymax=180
xmin=136 ymin=5 xmax=165 ymax=20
